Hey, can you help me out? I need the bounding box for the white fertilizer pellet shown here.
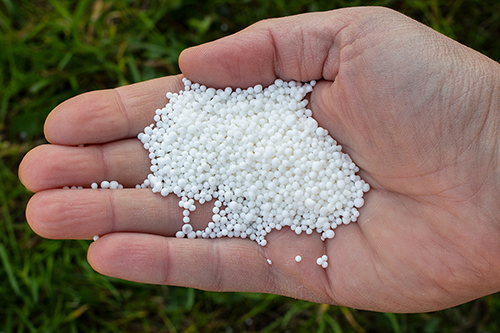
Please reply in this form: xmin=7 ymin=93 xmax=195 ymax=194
xmin=295 ymin=255 xmax=302 ymax=263
xmin=91 ymin=181 xmax=124 ymax=189
xmin=267 ymin=259 xmax=272 ymax=265
xmin=138 ymin=78 xmax=370 ymax=256
xmin=93 ymin=235 xmax=100 ymax=241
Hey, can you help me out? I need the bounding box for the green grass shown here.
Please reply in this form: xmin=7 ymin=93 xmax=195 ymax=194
xmin=2 ymin=0 xmax=500 ymax=332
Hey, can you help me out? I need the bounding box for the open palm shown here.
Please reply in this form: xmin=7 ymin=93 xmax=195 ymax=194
xmin=20 ymin=7 xmax=500 ymax=312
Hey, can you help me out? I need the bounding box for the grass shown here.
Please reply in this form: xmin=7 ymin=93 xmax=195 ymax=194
xmin=1 ymin=0 xmax=500 ymax=332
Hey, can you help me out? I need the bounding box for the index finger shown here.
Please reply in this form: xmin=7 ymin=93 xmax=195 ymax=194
xmin=45 ymin=75 xmax=184 ymax=145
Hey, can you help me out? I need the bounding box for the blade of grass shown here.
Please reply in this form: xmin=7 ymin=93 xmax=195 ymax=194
xmin=13 ymin=307 xmax=36 ymax=333
xmin=324 ymin=313 xmax=344 ymax=333
xmin=1 ymin=0 xmax=14 ymax=14
xmin=127 ymin=56 xmax=142 ymax=83
xmin=383 ymin=312 xmax=401 ymax=333
xmin=281 ymin=300 xmax=313 ymax=327
xmin=237 ymin=294 xmax=276 ymax=325
xmin=0 ymin=161 xmax=19 ymax=257
xmin=340 ymin=307 xmax=365 ymax=333
xmin=0 ymin=243 xmax=22 ymax=296
xmin=63 ymin=304 xmax=90 ymax=322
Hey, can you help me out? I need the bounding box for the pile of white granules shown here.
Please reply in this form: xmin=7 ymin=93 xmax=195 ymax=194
xmin=136 ymin=78 xmax=370 ymax=259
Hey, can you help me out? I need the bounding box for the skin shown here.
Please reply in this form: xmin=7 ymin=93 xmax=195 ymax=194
xmin=19 ymin=7 xmax=500 ymax=312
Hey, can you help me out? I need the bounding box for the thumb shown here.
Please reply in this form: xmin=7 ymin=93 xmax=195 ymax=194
xmin=178 ymin=7 xmax=373 ymax=88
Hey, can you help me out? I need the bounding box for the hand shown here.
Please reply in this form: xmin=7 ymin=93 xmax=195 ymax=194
xmin=19 ymin=7 xmax=500 ymax=312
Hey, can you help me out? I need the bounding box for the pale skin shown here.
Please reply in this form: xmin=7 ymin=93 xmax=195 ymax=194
xmin=19 ymin=7 xmax=500 ymax=312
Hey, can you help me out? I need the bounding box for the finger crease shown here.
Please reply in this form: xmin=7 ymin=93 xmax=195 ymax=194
xmin=97 ymin=144 xmax=110 ymax=180
xmin=107 ymin=189 xmax=118 ymax=233
xmin=267 ymin=27 xmax=281 ymax=79
xmin=259 ymin=245 xmax=280 ymax=295
xmin=113 ymin=88 xmax=132 ymax=138
xmin=211 ymin=242 xmax=225 ymax=292
xmin=161 ymin=240 xmax=172 ymax=285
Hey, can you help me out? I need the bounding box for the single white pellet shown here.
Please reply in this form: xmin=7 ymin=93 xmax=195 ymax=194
xmin=354 ymin=198 xmax=364 ymax=208
xmin=304 ymin=198 xmax=316 ymax=209
xmin=295 ymin=255 xmax=302 ymax=263
xmin=182 ymin=224 xmax=193 ymax=234
xmin=92 ymin=235 xmax=100 ymax=241
xmin=267 ymin=259 xmax=272 ymax=265
xmin=324 ymin=230 xmax=335 ymax=239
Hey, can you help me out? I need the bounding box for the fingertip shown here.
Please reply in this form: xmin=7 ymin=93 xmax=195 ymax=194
xmin=18 ymin=151 xmax=31 ymax=191
xmin=44 ymin=94 xmax=80 ymax=144
xmin=25 ymin=193 xmax=37 ymax=232
xmin=18 ymin=145 xmax=47 ymax=192
xmin=44 ymin=90 xmax=129 ymax=145
xmin=43 ymin=103 xmax=59 ymax=144
xmin=87 ymin=233 xmax=168 ymax=284
xmin=87 ymin=234 xmax=109 ymax=273
xmin=25 ymin=189 xmax=111 ymax=240
xmin=25 ymin=191 xmax=60 ymax=239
